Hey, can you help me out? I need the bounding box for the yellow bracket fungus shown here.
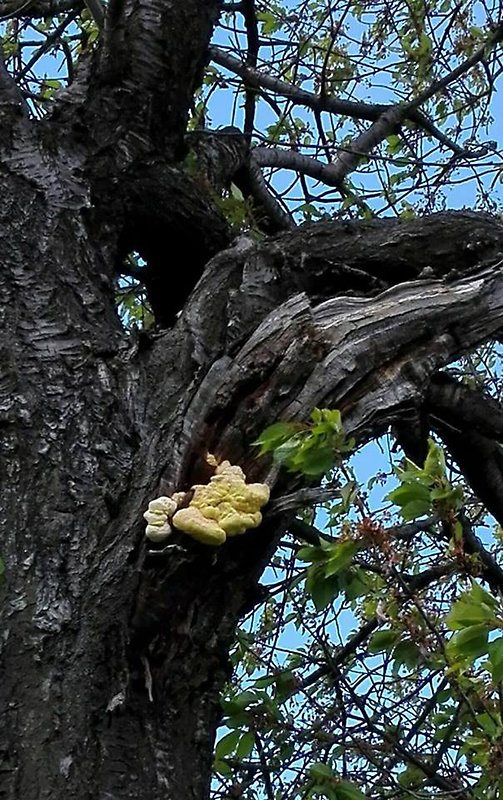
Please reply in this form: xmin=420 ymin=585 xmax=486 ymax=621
xmin=144 ymin=458 xmax=270 ymax=546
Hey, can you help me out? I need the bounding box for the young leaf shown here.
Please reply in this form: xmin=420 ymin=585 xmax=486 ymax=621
xmin=325 ymin=540 xmax=360 ymax=577
xmin=488 ymin=636 xmax=503 ymax=683
xmin=254 ymin=422 xmax=299 ymax=454
xmin=236 ymin=731 xmax=255 ymax=760
xmin=306 ymin=567 xmax=341 ymax=610
xmin=309 ymin=763 xmax=334 ymax=781
xmin=334 ymin=782 xmax=367 ymax=800
xmin=423 ymin=438 xmax=446 ymax=479
xmin=368 ymin=629 xmax=400 ymax=654
xmin=297 ymin=545 xmax=328 ymax=563
xmin=214 ymin=729 xmax=241 ymax=760
xmin=446 ymin=624 xmax=490 ymax=662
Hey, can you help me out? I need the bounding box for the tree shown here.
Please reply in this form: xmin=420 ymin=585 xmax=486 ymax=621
xmin=0 ymin=1 xmax=503 ymax=798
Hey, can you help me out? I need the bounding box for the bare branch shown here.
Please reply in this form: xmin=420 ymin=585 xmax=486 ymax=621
xmin=16 ymin=10 xmax=78 ymax=81
xmin=241 ymin=0 xmax=259 ymax=136
xmin=253 ymin=107 xmax=407 ymax=186
xmin=210 ymin=43 xmax=497 ymax=178
xmin=209 ymin=45 xmax=388 ymax=123
xmin=407 ymin=21 xmax=503 ymax=111
xmin=247 ymin=155 xmax=296 ymax=229
xmin=0 ymin=0 xmax=80 ymax=17
xmin=270 ymin=487 xmax=343 ymax=515
xmin=0 ymin=0 xmax=34 ymax=19
xmin=253 ymin=145 xmax=343 ymax=187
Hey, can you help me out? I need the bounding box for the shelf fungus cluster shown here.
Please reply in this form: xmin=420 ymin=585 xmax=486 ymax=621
xmin=144 ymin=459 xmax=270 ymax=546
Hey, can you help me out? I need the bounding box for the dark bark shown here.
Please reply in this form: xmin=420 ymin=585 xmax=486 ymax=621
xmin=2 ymin=2 xmax=503 ymax=799
xmin=427 ymin=373 xmax=503 ymax=526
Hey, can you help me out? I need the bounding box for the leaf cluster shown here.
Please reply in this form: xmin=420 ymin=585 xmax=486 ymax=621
xmin=255 ymin=409 xmax=355 ymax=477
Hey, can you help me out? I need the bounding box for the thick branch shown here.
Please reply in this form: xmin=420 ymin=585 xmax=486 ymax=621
xmin=253 ymin=145 xmax=343 ymax=187
xmin=209 ymin=45 xmax=389 ymax=122
xmin=0 ymin=47 xmax=30 ymax=134
xmin=83 ymin=0 xmax=103 ymax=28
xmin=426 ymin=372 xmax=503 ymax=527
xmin=186 ymin=127 xmax=249 ymax=194
xmin=0 ymin=0 xmax=81 ymax=16
xmin=252 ymin=106 xmax=403 ymax=186
xmin=84 ymin=0 xmax=222 ymax=160
xmin=176 ymin=211 xmax=503 ymax=379
xmin=209 ymin=46 xmax=470 ymax=157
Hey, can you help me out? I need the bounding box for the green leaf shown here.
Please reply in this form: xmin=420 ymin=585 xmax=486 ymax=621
xmin=293 ymin=445 xmax=337 ymax=477
xmin=417 ymin=32 xmax=432 ymax=57
xmin=398 ymin=765 xmax=425 ymax=788
xmin=446 ymin=592 xmax=498 ymax=630
xmin=274 ymin=670 xmax=296 ymax=699
xmin=400 ymin=498 xmax=432 ymax=520
xmin=386 ymin=134 xmax=402 ymax=154
xmin=344 ymin=568 xmax=371 ymax=600
xmin=334 ymin=782 xmax=367 ymax=800
xmin=274 ymin=435 xmax=305 ymax=465
xmin=393 ymin=639 xmax=422 ymax=670
xmin=297 ymin=545 xmax=328 ymax=563
xmin=256 ymin=10 xmax=281 ymax=34
xmin=470 ymin=582 xmax=498 ymax=610
xmin=254 ymin=422 xmax=299 ymax=454
xmin=215 ymin=730 xmax=241 ymax=760
xmin=309 ymin=763 xmax=334 ymax=781
xmin=368 ymin=629 xmax=400 ymax=654
xmin=386 ymin=482 xmax=431 ymax=508
xmin=236 ymin=731 xmax=255 ymax=760
xmin=213 ymin=759 xmax=232 ymax=777
xmin=221 ymin=690 xmax=261 ymax=715
xmin=325 ymin=540 xmax=360 ymax=576
xmin=253 ymin=674 xmax=277 ymax=688
xmin=423 ymin=439 xmax=446 ymax=479
xmin=313 ymin=408 xmax=342 ymax=431
xmin=446 ymin=624 xmax=490 ymax=662
xmin=488 ymin=637 xmax=503 ymax=683
xmin=475 ymin=711 xmax=501 ymax=738
xmin=306 ymin=567 xmax=341 ymax=610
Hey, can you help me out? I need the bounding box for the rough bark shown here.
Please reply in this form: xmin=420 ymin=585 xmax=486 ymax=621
xmin=1 ymin=2 xmax=503 ymax=799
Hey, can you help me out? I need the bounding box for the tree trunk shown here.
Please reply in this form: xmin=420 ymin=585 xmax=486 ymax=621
xmin=2 ymin=3 xmax=503 ymax=798
xmin=2 ymin=148 xmax=503 ymax=797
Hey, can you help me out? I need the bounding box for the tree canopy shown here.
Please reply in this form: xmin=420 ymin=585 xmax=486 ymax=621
xmin=1 ymin=1 xmax=503 ymax=800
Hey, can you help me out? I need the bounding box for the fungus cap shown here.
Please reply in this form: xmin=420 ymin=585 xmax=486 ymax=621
xmin=172 ymin=507 xmax=226 ymax=545
xmin=145 ymin=522 xmax=172 ymax=542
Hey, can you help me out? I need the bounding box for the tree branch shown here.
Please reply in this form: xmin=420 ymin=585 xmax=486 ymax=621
xmin=427 ymin=371 xmax=503 ymax=528
xmin=0 ymin=45 xmax=30 ymax=124
xmin=209 ymin=45 xmax=389 ymax=123
xmin=241 ymin=0 xmax=259 ymax=136
xmin=86 ymin=0 xmax=223 ymax=160
xmin=253 ymin=145 xmax=343 ymax=187
xmin=252 ymin=107 xmax=404 ymax=186
xmin=209 ymin=46 xmax=475 ymax=159
xmin=246 ymin=155 xmax=296 ymax=230
xmin=406 ymin=21 xmax=503 ymax=112
xmin=458 ymin=513 xmax=503 ymax=595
